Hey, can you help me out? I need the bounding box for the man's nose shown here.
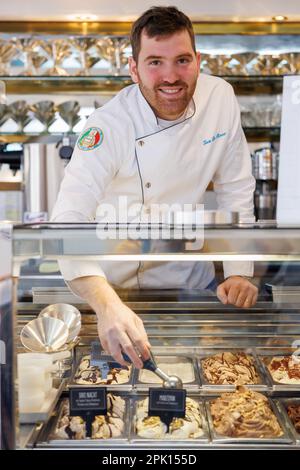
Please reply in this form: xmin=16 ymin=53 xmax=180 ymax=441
xmin=161 ymin=65 xmax=180 ymax=84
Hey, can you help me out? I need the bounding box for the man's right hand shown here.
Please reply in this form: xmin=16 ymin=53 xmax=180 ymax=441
xmin=97 ymin=300 xmax=151 ymax=368
xmin=68 ymin=275 xmax=151 ymax=369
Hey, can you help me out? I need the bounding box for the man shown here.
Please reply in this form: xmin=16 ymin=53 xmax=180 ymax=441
xmin=52 ymin=6 xmax=258 ymax=368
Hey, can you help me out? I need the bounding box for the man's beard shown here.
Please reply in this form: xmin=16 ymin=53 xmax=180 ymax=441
xmin=138 ymin=77 xmax=197 ymax=120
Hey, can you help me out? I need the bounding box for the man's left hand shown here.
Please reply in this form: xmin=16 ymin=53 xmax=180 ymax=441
xmin=217 ymin=276 xmax=258 ymax=308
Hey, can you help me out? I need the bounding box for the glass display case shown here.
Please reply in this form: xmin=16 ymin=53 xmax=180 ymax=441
xmin=2 ymin=220 xmax=300 ymax=449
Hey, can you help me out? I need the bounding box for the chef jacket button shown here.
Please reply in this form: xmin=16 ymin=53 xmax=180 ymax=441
xmin=144 ymin=207 xmax=151 ymax=214
xmin=138 ymin=140 xmax=144 ymax=146
xmin=145 ymin=182 xmax=151 ymax=188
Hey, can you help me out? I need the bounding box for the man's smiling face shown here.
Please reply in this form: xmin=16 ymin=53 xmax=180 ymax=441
xmin=129 ymin=29 xmax=200 ymax=120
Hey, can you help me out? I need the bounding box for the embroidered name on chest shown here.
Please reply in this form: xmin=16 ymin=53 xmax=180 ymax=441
xmin=203 ymin=132 xmax=226 ymax=146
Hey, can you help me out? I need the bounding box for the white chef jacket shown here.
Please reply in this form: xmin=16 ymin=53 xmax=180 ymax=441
xmin=51 ymin=73 xmax=255 ymax=289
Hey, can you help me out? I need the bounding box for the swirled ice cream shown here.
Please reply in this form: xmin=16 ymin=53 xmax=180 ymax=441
xmin=74 ymin=355 xmax=131 ymax=385
xmin=201 ymin=351 xmax=260 ymax=385
xmin=54 ymin=394 xmax=126 ymax=439
xmin=210 ymin=386 xmax=283 ymax=438
xmin=135 ymin=397 xmax=204 ymax=439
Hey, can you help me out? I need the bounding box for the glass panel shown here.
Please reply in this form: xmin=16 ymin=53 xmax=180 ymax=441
xmin=12 ymin=223 xmax=300 ymax=260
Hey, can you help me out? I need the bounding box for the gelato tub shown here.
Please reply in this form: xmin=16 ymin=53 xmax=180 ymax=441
xmin=265 ymin=355 xmax=300 ymax=385
xmin=287 ymin=404 xmax=300 ymax=433
xmin=38 ymin=393 xmax=130 ymax=446
xmin=198 ymin=350 xmax=268 ymax=392
xmin=134 ymin=355 xmax=199 ymax=390
xmin=206 ymin=386 xmax=291 ymax=444
xmin=258 ymin=349 xmax=300 ymax=392
xmin=131 ymin=395 xmax=209 ymax=444
xmin=70 ymin=353 xmax=133 ymax=390
xmin=278 ymin=398 xmax=300 ymax=443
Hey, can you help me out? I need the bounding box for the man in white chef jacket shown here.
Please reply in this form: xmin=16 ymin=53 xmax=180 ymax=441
xmin=51 ymin=6 xmax=258 ymax=368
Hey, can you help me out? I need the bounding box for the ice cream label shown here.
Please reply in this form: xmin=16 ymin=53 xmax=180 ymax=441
xmin=148 ymin=388 xmax=186 ymax=430
xmin=70 ymin=387 xmax=107 ymax=437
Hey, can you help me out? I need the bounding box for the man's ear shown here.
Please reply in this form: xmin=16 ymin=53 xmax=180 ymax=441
xmin=128 ymin=56 xmax=139 ymax=83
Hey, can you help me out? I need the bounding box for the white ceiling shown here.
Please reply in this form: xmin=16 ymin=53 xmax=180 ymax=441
xmin=0 ymin=0 xmax=299 ymax=22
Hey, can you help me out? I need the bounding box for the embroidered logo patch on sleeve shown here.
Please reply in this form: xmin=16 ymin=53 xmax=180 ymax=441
xmin=77 ymin=127 xmax=104 ymax=151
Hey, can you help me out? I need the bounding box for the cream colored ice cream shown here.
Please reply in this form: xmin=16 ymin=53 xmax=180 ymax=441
xmin=201 ymin=351 xmax=260 ymax=385
xmin=210 ymin=386 xmax=283 ymax=438
xmin=54 ymin=394 xmax=125 ymax=439
xmin=138 ymin=357 xmax=194 ymax=384
xmin=74 ymin=355 xmax=131 ymax=385
xmin=267 ymin=356 xmax=300 ymax=384
xmin=135 ymin=397 xmax=204 ymax=439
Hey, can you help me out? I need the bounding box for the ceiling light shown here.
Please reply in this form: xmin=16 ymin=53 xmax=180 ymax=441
xmin=70 ymin=14 xmax=98 ymax=22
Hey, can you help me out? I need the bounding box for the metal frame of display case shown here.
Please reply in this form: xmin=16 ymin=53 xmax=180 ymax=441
xmin=11 ymin=222 xmax=300 ymax=262
xmin=0 ymin=223 xmax=16 ymax=450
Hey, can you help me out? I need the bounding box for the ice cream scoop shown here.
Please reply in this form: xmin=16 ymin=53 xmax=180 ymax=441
xmin=90 ymin=341 xmax=183 ymax=389
xmin=123 ymin=350 xmax=183 ymax=389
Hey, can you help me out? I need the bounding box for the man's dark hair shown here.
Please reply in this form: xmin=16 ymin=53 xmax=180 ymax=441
xmin=130 ymin=6 xmax=196 ymax=62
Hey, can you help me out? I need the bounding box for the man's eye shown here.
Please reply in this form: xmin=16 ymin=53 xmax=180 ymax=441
xmin=178 ymin=58 xmax=190 ymax=64
xmin=149 ymin=60 xmax=161 ymax=66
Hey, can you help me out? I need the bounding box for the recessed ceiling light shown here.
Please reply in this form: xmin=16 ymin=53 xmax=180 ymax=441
xmin=70 ymin=14 xmax=98 ymax=21
xmin=272 ymin=15 xmax=288 ymax=22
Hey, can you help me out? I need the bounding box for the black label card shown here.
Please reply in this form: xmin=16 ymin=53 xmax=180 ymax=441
xmin=70 ymin=387 xmax=107 ymax=414
xmin=69 ymin=387 xmax=107 ymax=438
xmin=148 ymin=388 xmax=186 ymax=429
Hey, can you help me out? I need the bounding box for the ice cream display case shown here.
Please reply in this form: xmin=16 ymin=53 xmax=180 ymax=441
xmin=5 ymin=220 xmax=300 ymax=449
